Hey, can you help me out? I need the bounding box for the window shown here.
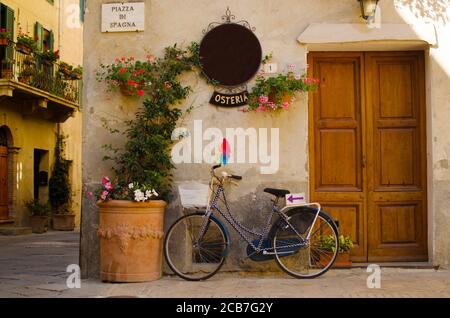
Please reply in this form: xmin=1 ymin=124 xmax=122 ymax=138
xmin=34 ymin=22 xmax=54 ymax=52
xmin=0 ymin=4 xmax=14 ymax=69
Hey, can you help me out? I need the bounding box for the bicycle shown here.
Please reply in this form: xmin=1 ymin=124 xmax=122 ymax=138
xmin=164 ymin=164 xmax=339 ymax=281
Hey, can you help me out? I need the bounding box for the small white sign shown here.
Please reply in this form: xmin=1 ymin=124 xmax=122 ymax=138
xmin=263 ymin=63 xmax=278 ymax=74
xmin=101 ymin=2 xmax=145 ymax=33
xmin=285 ymin=192 xmax=306 ymax=206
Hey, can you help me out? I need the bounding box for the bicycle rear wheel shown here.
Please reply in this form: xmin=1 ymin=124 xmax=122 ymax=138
xmin=272 ymin=209 xmax=339 ymax=279
xmin=164 ymin=213 xmax=229 ymax=281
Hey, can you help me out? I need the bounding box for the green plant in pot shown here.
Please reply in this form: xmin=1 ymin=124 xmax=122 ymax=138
xmin=319 ymin=234 xmax=354 ymax=268
xmin=41 ymin=49 xmax=59 ymax=65
xmin=0 ymin=28 xmax=11 ymax=45
xmin=246 ymin=55 xmax=319 ymax=112
xmin=93 ymin=42 xmax=200 ymax=283
xmin=16 ymin=29 xmax=37 ymax=55
xmin=25 ymin=199 xmax=51 ymax=234
xmin=58 ymin=61 xmax=73 ymax=78
xmin=49 ymin=133 xmax=75 ymax=231
xmin=71 ymin=65 xmax=82 ymax=80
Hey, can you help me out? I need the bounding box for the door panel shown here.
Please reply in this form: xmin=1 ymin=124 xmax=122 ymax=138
xmin=0 ymin=146 xmax=8 ymax=220
xmin=366 ymin=52 xmax=427 ymax=261
xmin=309 ymin=51 xmax=427 ymax=262
xmin=308 ymin=52 xmax=367 ymax=260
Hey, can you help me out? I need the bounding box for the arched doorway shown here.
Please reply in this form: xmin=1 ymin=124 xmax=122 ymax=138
xmin=0 ymin=126 xmax=12 ymax=220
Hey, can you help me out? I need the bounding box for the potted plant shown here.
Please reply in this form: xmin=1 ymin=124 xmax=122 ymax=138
xmin=18 ymin=65 xmax=34 ymax=85
xmin=1 ymin=58 xmax=14 ymax=79
xmin=0 ymin=28 xmax=10 ymax=46
xmin=58 ymin=61 xmax=73 ymax=78
xmin=41 ymin=49 xmax=59 ymax=65
xmin=70 ymin=65 xmax=82 ymax=80
xmin=319 ymin=235 xmax=354 ymax=268
xmin=97 ymin=56 xmax=150 ymax=96
xmin=25 ymin=199 xmax=51 ymax=234
xmin=246 ymin=58 xmax=319 ymax=112
xmin=49 ymin=133 xmax=76 ymax=231
xmin=16 ymin=31 xmax=37 ymax=55
xmin=94 ymin=43 xmax=199 ymax=282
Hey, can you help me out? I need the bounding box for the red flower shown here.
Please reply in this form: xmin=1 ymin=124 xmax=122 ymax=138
xmin=128 ymin=79 xmax=135 ymax=86
xmin=137 ymin=90 xmax=144 ymax=96
xmin=119 ymin=68 xmax=127 ymax=74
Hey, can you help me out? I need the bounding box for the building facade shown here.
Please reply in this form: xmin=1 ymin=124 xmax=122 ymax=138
xmin=81 ymin=0 xmax=450 ymax=277
xmin=0 ymin=0 xmax=83 ymax=229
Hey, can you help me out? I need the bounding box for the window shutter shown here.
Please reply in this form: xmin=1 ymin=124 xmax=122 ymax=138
xmin=34 ymin=22 xmax=43 ymax=51
xmin=49 ymin=30 xmax=54 ymax=51
xmin=80 ymin=0 xmax=85 ymax=23
xmin=5 ymin=7 xmax=14 ymax=64
xmin=5 ymin=7 xmax=14 ymax=41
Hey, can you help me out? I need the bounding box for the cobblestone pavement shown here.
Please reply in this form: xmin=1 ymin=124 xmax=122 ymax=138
xmin=1 ymin=231 xmax=450 ymax=298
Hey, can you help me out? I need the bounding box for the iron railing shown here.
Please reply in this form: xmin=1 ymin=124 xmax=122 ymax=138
xmin=0 ymin=41 xmax=81 ymax=105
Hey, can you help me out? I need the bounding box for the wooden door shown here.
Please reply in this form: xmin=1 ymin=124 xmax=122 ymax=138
xmin=365 ymin=52 xmax=427 ymax=261
xmin=308 ymin=51 xmax=427 ymax=262
xmin=0 ymin=145 xmax=8 ymax=220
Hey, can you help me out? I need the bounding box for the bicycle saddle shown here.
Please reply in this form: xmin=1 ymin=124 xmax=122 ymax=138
xmin=263 ymin=188 xmax=290 ymax=197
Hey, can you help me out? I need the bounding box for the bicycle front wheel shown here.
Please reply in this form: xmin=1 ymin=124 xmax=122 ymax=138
xmin=164 ymin=213 xmax=229 ymax=281
xmin=273 ymin=209 xmax=339 ymax=279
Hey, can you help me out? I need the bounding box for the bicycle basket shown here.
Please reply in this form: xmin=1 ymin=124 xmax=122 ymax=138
xmin=178 ymin=181 xmax=210 ymax=209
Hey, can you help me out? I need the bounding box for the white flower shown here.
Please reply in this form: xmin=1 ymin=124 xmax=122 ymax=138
xmin=128 ymin=183 xmax=134 ymax=189
xmin=145 ymin=190 xmax=153 ymax=198
xmin=152 ymin=189 xmax=158 ymax=197
xmin=134 ymin=189 xmax=146 ymax=202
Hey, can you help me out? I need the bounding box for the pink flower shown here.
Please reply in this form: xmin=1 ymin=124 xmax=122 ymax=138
xmin=114 ymin=58 xmax=120 ymax=63
xmin=288 ymin=64 xmax=296 ymax=71
xmin=100 ymin=190 xmax=109 ymax=201
xmin=294 ymin=74 xmax=302 ymax=80
xmin=105 ymin=182 xmax=113 ymax=190
xmin=258 ymin=95 xmax=268 ymax=103
xmin=164 ymin=81 xmax=172 ymax=89
xmin=282 ymin=102 xmax=290 ymax=109
xmin=257 ymin=105 xmax=266 ymax=112
xmin=86 ymin=191 xmax=93 ymax=197
xmin=176 ymin=54 xmax=183 ymax=60
xmin=267 ymin=101 xmax=276 ymax=109
xmin=101 ymin=176 xmax=110 ymax=185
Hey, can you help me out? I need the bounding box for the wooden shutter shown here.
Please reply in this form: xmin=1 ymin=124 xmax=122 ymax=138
xmin=49 ymin=30 xmax=54 ymax=51
xmin=5 ymin=6 xmax=14 ymax=68
xmin=35 ymin=22 xmax=43 ymax=51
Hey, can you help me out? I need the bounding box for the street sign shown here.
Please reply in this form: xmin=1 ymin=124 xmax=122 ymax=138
xmin=101 ymin=2 xmax=145 ymax=33
xmin=285 ymin=193 xmax=306 ymax=206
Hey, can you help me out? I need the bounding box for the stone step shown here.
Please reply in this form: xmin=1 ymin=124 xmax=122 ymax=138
xmin=0 ymin=227 xmax=33 ymax=236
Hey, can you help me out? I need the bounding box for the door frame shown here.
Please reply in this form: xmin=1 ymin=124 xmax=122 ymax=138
xmin=307 ymin=50 xmax=429 ymax=262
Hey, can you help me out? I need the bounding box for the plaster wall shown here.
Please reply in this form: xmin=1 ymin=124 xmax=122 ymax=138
xmin=81 ymin=0 xmax=450 ymax=277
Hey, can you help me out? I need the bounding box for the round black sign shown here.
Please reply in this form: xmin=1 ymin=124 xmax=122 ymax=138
xmin=199 ymin=23 xmax=262 ymax=87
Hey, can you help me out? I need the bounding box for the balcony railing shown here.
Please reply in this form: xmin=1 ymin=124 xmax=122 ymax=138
xmin=0 ymin=41 xmax=81 ymax=105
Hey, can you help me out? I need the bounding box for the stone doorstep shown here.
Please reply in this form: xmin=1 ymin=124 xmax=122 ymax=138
xmin=0 ymin=227 xmax=32 ymax=236
xmin=351 ymin=262 xmax=436 ymax=269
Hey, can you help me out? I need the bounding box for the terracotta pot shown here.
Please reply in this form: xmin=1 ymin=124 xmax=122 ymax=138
xmin=30 ymin=216 xmax=48 ymax=234
xmin=52 ymin=214 xmax=75 ymax=231
xmin=16 ymin=43 xmax=32 ymax=55
xmin=1 ymin=70 xmax=13 ymax=79
xmin=18 ymin=75 xmax=32 ymax=85
xmin=268 ymin=91 xmax=292 ymax=104
xmin=320 ymin=252 xmax=352 ymax=268
xmin=97 ymin=200 xmax=167 ymax=282
xmin=0 ymin=38 xmax=8 ymax=46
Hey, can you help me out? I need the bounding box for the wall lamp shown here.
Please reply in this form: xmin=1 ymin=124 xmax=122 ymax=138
xmin=358 ymin=0 xmax=379 ymax=21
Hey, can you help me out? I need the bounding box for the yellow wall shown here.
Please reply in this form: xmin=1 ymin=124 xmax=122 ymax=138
xmin=0 ymin=0 xmax=83 ymax=228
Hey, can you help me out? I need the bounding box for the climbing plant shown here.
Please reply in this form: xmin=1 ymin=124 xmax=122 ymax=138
xmin=101 ymin=42 xmax=201 ymax=199
xmin=49 ymin=133 xmax=72 ymax=214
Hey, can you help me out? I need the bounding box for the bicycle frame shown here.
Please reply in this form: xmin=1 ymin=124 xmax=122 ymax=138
xmin=198 ymin=173 xmax=322 ymax=255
